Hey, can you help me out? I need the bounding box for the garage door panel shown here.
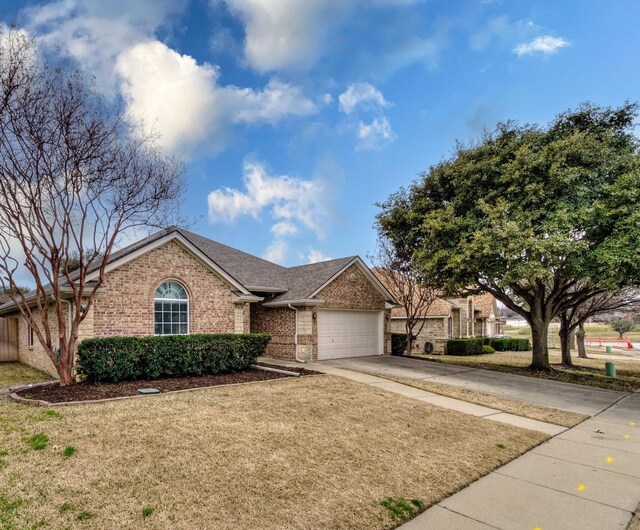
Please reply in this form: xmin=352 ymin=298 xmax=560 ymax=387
xmin=317 ymin=310 xmax=382 ymax=360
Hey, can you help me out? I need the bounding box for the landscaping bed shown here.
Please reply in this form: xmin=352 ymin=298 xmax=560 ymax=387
xmin=15 ymin=365 xmax=318 ymax=403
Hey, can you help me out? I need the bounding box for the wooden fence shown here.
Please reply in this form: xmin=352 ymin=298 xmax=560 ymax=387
xmin=0 ymin=317 xmax=18 ymax=361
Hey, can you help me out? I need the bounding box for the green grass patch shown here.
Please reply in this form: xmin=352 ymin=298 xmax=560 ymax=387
xmin=496 ymin=443 xmax=506 ymax=449
xmin=58 ymin=503 xmax=75 ymax=514
xmin=75 ymin=511 xmax=93 ymax=521
xmin=27 ymin=433 xmax=49 ymax=451
xmin=380 ymin=497 xmax=425 ymax=521
xmin=62 ymin=446 xmax=76 ymax=459
xmin=142 ymin=506 xmax=153 ymax=518
xmin=40 ymin=410 xmax=61 ymax=420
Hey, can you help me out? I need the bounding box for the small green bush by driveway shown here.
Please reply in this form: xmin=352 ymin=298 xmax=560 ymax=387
xmin=77 ymin=333 xmax=271 ymax=382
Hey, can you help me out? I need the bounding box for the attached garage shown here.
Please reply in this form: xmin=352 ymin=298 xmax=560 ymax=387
xmin=317 ymin=309 xmax=384 ymax=360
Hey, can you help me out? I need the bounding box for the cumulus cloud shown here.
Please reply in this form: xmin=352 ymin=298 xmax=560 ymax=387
xmin=263 ymin=239 xmax=289 ymax=264
xmin=23 ymin=0 xmax=185 ymax=97
xmin=356 ymin=117 xmax=396 ymax=151
xmin=208 ymin=161 xmax=330 ymax=265
xmin=22 ymin=0 xmax=317 ymax=154
xmin=116 ymin=43 xmax=317 ymax=152
xmin=338 ymin=83 xmax=389 ymax=114
xmin=513 ymin=35 xmax=569 ymax=57
xmin=307 ymin=249 xmax=332 ymax=264
xmin=337 ymin=83 xmax=395 ymax=150
xmin=223 ymin=0 xmax=353 ymax=72
xmin=271 ymin=222 xmax=298 ymax=237
xmin=208 ymin=161 xmax=329 ymax=238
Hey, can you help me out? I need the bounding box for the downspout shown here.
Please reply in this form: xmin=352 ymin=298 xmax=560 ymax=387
xmin=288 ymin=303 xmax=306 ymax=363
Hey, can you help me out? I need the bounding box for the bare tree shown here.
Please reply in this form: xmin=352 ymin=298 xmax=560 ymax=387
xmin=372 ymin=236 xmax=438 ymax=354
xmin=0 ymin=30 xmax=184 ymax=385
xmin=558 ymin=289 xmax=640 ymax=366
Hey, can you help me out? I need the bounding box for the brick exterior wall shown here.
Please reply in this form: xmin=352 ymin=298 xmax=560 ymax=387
xmin=390 ymin=317 xmax=448 ymax=354
xmin=250 ymin=301 xmax=296 ymax=358
xmin=252 ymin=263 xmax=391 ymax=361
xmin=93 ymin=241 xmax=237 ymax=337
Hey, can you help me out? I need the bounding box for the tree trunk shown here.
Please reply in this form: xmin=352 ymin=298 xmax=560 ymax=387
xmin=405 ymin=322 xmax=413 ymax=356
xmin=530 ymin=316 xmax=551 ymax=371
xmin=558 ymin=313 xmax=573 ymax=367
xmin=576 ymin=323 xmax=588 ymax=359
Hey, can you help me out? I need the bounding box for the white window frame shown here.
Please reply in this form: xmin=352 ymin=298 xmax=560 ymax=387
xmin=154 ymin=281 xmax=190 ymax=336
xmin=28 ymin=324 xmax=34 ymax=348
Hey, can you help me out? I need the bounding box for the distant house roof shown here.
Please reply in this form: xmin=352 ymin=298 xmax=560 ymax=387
xmin=0 ymin=227 xmax=397 ymax=314
xmin=473 ymin=292 xmax=499 ymax=319
xmin=372 ymin=268 xmax=454 ymax=318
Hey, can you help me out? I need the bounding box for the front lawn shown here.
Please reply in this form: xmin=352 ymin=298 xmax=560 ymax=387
xmin=415 ymin=352 xmax=640 ymax=392
xmin=0 ymin=363 xmax=51 ymax=389
xmin=0 ymin=375 xmax=546 ymax=529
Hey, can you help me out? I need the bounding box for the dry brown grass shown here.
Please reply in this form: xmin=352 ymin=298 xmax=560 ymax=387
xmin=0 ymin=375 xmax=546 ymax=529
xmin=365 ymin=373 xmax=588 ymax=428
xmin=0 ymin=362 xmax=51 ymax=389
xmin=415 ymin=352 xmax=640 ymax=392
xmin=630 ymin=509 xmax=640 ymax=530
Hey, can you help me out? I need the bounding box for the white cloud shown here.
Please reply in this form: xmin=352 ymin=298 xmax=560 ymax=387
xmin=307 ymin=249 xmax=332 ymax=264
xmin=22 ymin=1 xmax=317 ymax=155
xmin=224 ymin=79 xmax=318 ymax=124
xmin=356 ymin=117 xmax=397 ymax=151
xmin=271 ymin=221 xmax=298 ymax=237
xmin=338 ymin=83 xmax=389 ymax=114
xmin=116 ymin=42 xmax=222 ymax=153
xmin=263 ymin=239 xmax=289 ymax=264
xmin=116 ymin=43 xmax=317 ymax=153
xmin=222 ymin=0 xmax=354 ymax=72
xmin=23 ymin=0 xmax=185 ymax=97
xmin=208 ymin=161 xmax=329 ymax=238
xmin=513 ymin=35 xmax=569 ymax=57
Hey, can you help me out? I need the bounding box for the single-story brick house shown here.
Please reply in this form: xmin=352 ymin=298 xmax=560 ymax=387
xmin=373 ymin=270 xmax=502 ymax=354
xmin=0 ymin=227 xmax=398 ymax=377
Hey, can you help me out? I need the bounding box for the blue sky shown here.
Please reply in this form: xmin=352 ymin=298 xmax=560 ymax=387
xmin=2 ymin=0 xmax=639 ymax=267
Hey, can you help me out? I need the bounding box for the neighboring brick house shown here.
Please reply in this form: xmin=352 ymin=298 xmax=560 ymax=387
xmin=373 ymin=270 xmax=502 ymax=354
xmin=0 ymin=227 xmax=398 ymax=377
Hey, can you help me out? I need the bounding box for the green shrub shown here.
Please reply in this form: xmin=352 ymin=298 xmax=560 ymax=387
xmin=481 ymin=345 xmax=495 ymax=354
xmin=488 ymin=338 xmax=530 ymax=351
xmin=77 ymin=334 xmax=271 ymax=382
xmin=391 ymin=334 xmax=407 ymax=356
xmin=446 ymin=338 xmax=484 ymax=355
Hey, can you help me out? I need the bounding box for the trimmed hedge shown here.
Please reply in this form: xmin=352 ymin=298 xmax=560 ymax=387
xmin=481 ymin=344 xmax=496 ymax=354
xmin=487 ymin=338 xmax=530 ymax=351
xmin=391 ymin=333 xmax=407 ymax=356
xmin=446 ymin=338 xmax=484 ymax=356
xmin=77 ymin=333 xmax=271 ymax=382
xmin=446 ymin=337 xmax=530 ymax=355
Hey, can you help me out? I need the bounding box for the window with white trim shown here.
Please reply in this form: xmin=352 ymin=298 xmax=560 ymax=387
xmin=28 ymin=324 xmax=34 ymax=347
xmin=154 ymin=281 xmax=189 ymax=335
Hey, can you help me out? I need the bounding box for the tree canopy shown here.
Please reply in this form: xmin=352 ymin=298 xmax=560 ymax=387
xmin=377 ymin=102 xmax=640 ymax=369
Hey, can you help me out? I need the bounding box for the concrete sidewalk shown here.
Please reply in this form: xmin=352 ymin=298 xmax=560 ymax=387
xmin=260 ymin=358 xmax=567 ymax=435
xmin=321 ymin=355 xmax=626 ymax=416
xmin=403 ymin=393 xmax=640 ymax=530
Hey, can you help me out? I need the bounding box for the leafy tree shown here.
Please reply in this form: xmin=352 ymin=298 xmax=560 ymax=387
xmin=0 ymin=30 xmax=184 ymax=385
xmin=608 ymin=316 xmax=636 ymax=339
xmin=377 ymin=103 xmax=640 ymax=370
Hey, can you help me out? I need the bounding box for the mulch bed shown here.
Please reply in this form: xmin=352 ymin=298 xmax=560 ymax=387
xmin=15 ymin=365 xmax=319 ymax=404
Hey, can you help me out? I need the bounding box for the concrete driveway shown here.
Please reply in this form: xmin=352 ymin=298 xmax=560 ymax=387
xmin=319 ymin=356 xmax=628 ymax=416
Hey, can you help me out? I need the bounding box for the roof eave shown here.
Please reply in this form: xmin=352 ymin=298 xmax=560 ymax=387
xmin=262 ymin=299 xmax=324 ymax=308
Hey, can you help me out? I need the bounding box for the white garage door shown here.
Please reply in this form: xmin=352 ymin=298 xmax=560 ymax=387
xmin=317 ymin=310 xmax=383 ymax=360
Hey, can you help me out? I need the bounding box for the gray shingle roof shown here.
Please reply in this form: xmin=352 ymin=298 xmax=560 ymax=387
xmin=0 ymin=227 xmax=382 ymax=313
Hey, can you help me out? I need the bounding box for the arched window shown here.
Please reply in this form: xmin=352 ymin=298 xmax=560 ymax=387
xmin=154 ymin=281 xmax=189 ymax=335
